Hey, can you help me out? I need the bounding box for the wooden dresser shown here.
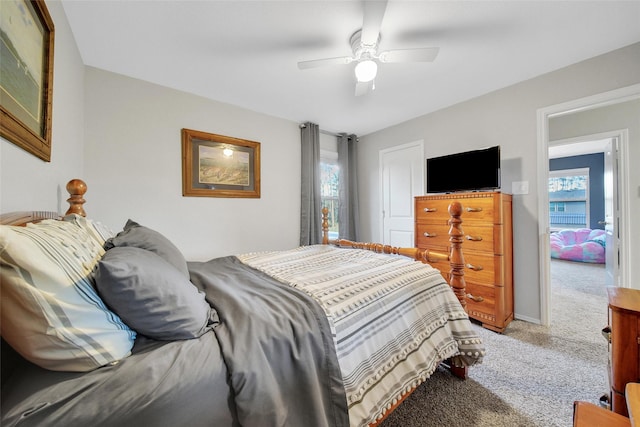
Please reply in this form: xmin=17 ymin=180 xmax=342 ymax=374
xmin=414 ymin=191 xmax=513 ymax=332
xmin=607 ymin=287 xmax=640 ymax=416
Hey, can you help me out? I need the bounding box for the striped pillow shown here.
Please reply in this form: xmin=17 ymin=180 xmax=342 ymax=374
xmin=63 ymin=214 xmax=116 ymax=247
xmin=0 ymin=219 xmax=135 ymax=372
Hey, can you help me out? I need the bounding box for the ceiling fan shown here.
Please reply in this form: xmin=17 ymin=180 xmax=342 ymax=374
xmin=297 ymin=0 xmax=440 ymax=96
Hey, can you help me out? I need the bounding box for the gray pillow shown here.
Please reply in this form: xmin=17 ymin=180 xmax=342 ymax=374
xmin=105 ymin=220 xmax=189 ymax=278
xmin=95 ymin=246 xmax=216 ymax=340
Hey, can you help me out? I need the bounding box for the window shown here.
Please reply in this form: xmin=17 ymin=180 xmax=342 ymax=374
xmin=320 ymin=151 xmax=340 ymax=240
xmin=548 ymin=168 xmax=589 ymax=230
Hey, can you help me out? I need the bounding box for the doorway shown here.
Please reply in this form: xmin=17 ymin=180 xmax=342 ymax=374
xmin=548 ymin=137 xmax=618 ymax=319
xmin=536 ymin=84 xmax=639 ymax=326
xmin=548 ymin=137 xmax=619 ymax=286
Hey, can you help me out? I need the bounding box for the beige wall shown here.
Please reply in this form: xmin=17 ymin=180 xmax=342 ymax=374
xmin=83 ymin=68 xmax=301 ymax=261
xmin=0 ymin=1 xmax=85 ymax=213
xmin=358 ymin=42 xmax=640 ymax=323
xmin=0 ymin=1 xmax=302 ymax=262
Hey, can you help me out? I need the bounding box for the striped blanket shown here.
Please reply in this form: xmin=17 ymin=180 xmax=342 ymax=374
xmin=238 ymin=245 xmax=484 ymax=427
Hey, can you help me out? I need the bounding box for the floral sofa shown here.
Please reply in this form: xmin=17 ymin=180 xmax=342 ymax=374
xmin=550 ymin=228 xmax=606 ymax=264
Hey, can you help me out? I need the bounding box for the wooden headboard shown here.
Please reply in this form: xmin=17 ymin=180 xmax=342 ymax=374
xmin=0 ymin=179 xmax=88 ymax=226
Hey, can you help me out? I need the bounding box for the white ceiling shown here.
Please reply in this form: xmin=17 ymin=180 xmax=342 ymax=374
xmin=549 ymin=138 xmax=611 ymax=159
xmin=61 ymin=1 xmax=640 ymax=136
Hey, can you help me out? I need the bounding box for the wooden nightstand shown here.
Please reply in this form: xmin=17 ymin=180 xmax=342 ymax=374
xmin=607 ymin=287 xmax=640 ymax=416
xmin=573 ymin=402 xmax=630 ymax=427
xmin=573 ymin=383 xmax=640 ymax=427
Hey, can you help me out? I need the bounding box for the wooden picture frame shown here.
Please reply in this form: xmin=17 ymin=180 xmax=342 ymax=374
xmin=0 ymin=0 xmax=55 ymax=162
xmin=182 ymin=128 xmax=261 ymax=198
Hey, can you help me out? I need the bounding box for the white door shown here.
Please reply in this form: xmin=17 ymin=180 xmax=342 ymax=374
xmin=603 ymin=137 xmax=620 ymax=286
xmin=380 ymin=141 xmax=424 ymax=247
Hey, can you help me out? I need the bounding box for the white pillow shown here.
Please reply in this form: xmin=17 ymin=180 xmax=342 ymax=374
xmin=0 ymin=219 xmax=135 ymax=372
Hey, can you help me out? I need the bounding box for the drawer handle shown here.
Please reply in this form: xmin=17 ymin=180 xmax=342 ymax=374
xmin=466 ymin=263 xmax=484 ymax=271
xmin=465 ymin=235 xmax=483 ymax=242
xmin=467 ymin=293 xmax=484 ymax=303
xmin=466 ymin=207 xmax=483 ymax=213
xmin=423 ymin=207 xmax=437 ymax=212
xmin=423 ymin=232 xmax=437 ymax=238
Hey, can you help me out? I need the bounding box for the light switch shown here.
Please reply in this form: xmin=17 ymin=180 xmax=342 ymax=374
xmin=512 ymin=181 xmax=529 ymax=195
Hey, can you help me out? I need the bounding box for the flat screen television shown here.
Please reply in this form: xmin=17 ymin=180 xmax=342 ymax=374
xmin=426 ymin=145 xmax=501 ymax=193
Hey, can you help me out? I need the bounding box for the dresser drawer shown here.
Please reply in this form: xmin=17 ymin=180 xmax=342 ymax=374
xmin=416 ymin=223 xmax=450 ymax=250
xmin=416 ymin=194 xmax=499 ymax=224
xmin=465 ymin=282 xmax=497 ymax=322
xmin=458 ymin=197 xmax=497 ymax=224
xmin=463 ymin=252 xmax=504 ymax=285
xmin=417 ymin=223 xmax=500 ymax=255
xmin=463 ymin=224 xmax=499 ymax=254
xmin=416 ymin=199 xmax=453 ymax=222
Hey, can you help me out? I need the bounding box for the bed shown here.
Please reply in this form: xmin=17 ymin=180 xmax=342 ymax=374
xmin=0 ymin=179 xmax=484 ymax=427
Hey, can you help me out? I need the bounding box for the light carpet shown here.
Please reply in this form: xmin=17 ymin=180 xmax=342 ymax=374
xmin=379 ymin=259 xmax=609 ymax=427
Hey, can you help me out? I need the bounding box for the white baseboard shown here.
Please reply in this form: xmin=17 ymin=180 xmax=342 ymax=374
xmin=514 ymin=313 xmax=542 ymax=325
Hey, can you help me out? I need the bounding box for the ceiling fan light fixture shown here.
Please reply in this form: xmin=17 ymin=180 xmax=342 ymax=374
xmin=354 ymin=60 xmax=377 ymax=82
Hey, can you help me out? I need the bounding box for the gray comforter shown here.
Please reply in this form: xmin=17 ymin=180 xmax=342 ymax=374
xmin=189 ymin=256 xmax=349 ymax=427
xmin=1 ymin=256 xmax=348 ymax=427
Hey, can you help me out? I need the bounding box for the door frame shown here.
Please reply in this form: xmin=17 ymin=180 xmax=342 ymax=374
xmin=536 ymin=83 xmax=640 ymax=326
xmin=379 ymin=140 xmax=424 ymax=245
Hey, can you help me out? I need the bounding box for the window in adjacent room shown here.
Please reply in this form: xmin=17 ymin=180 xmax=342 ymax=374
xmin=548 ymin=168 xmax=589 ymax=231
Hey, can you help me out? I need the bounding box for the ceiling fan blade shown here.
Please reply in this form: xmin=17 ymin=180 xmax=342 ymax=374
xmin=361 ymin=0 xmax=388 ymax=45
xmin=355 ymin=80 xmax=374 ymax=96
xmin=297 ymin=56 xmax=354 ymax=70
xmin=378 ymin=47 xmax=440 ymax=63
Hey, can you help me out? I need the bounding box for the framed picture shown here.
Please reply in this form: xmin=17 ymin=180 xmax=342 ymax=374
xmin=0 ymin=0 xmax=55 ymax=162
xmin=182 ymin=128 xmax=261 ymax=198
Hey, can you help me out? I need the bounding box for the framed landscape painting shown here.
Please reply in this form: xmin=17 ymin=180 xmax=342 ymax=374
xmin=0 ymin=0 xmax=55 ymax=162
xmin=181 ymin=128 xmax=261 ymax=198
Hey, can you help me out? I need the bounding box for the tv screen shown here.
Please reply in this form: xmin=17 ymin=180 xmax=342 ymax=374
xmin=426 ymin=146 xmax=501 ymax=193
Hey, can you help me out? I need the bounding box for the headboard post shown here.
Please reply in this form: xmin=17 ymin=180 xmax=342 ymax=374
xmin=65 ymin=179 xmax=87 ymax=217
xmin=321 ymin=207 xmax=330 ymax=244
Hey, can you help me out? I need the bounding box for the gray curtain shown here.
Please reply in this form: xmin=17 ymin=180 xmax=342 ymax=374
xmin=337 ymin=133 xmax=360 ymax=241
xmin=300 ymin=122 xmax=322 ymax=245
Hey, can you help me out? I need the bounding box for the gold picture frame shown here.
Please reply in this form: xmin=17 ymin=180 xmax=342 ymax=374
xmin=182 ymin=128 xmax=261 ymax=198
xmin=0 ymin=0 xmax=55 ymax=162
